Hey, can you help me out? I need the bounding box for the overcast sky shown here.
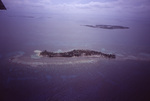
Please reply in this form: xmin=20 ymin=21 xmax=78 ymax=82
xmin=2 ymin=0 xmax=150 ymax=18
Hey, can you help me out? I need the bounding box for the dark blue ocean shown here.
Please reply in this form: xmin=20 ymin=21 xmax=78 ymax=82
xmin=0 ymin=10 xmax=150 ymax=101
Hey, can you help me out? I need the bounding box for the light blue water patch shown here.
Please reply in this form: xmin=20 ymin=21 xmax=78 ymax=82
xmin=97 ymin=71 xmax=105 ymax=78
xmin=105 ymin=79 xmax=117 ymax=85
xmin=100 ymin=48 xmax=115 ymax=54
xmin=45 ymin=75 xmax=52 ymax=80
xmin=31 ymin=54 xmax=41 ymax=59
xmin=101 ymin=48 xmax=106 ymax=52
xmin=55 ymin=49 xmax=63 ymax=53
xmin=133 ymin=53 xmax=150 ymax=61
xmin=88 ymin=72 xmax=93 ymax=76
xmin=97 ymin=71 xmax=117 ymax=85
xmin=9 ymin=68 xmax=13 ymax=72
xmin=16 ymin=77 xmax=37 ymax=80
xmin=139 ymin=53 xmax=150 ymax=58
xmin=0 ymin=54 xmax=2 ymax=59
xmin=7 ymin=77 xmax=37 ymax=84
xmin=116 ymin=53 xmax=124 ymax=57
xmin=6 ymin=51 xmax=25 ymax=58
xmin=61 ymin=75 xmax=77 ymax=80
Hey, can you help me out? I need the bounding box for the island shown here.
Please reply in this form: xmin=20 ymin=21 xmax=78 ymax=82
xmin=40 ymin=49 xmax=116 ymax=59
xmin=0 ymin=0 xmax=6 ymax=10
xmin=84 ymin=25 xmax=129 ymax=29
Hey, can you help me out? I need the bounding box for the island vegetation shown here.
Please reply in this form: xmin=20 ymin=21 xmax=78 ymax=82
xmin=84 ymin=24 xmax=129 ymax=29
xmin=40 ymin=49 xmax=116 ymax=59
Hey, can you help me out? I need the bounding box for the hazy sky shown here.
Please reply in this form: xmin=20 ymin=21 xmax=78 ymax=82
xmin=2 ymin=0 xmax=150 ymax=18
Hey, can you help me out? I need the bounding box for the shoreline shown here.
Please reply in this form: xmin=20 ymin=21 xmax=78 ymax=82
xmin=8 ymin=50 xmax=150 ymax=67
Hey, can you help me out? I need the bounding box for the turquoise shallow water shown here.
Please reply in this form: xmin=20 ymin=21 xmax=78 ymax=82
xmin=1 ymin=58 xmax=150 ymax=101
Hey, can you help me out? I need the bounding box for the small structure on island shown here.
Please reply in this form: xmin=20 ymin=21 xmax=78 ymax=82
xmin=0 ymin=0 xmax=6 ymax=10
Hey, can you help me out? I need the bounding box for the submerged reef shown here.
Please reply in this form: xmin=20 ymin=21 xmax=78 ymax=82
xmin=84 ymin=25 xmax=129 ymax=29
xmin=0 ymin=0 xmax=6 ymax=10
xmin=40 ymin=49 xmax=116 ymax=59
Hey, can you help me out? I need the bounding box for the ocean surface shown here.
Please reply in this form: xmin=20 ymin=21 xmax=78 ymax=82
xmin=0 ymin=10 xmax=150 ymax=101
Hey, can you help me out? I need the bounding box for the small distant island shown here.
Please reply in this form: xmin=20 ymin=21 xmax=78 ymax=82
xmin=84 ymin=25 xmax=129 ymax=29
xmin=0 ymin=0 xmax=6 ymax=10
xmin=40 ymin=49 xmax=116 ymax=59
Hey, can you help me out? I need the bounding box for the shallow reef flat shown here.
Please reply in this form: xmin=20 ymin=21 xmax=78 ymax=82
xmin=8 ymin=49 xmax=150 ymax=67
xmin=10 ymin=55 xmax=101 ymax=67
xmin=9 ymin=49 xmax=115 ymax=67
